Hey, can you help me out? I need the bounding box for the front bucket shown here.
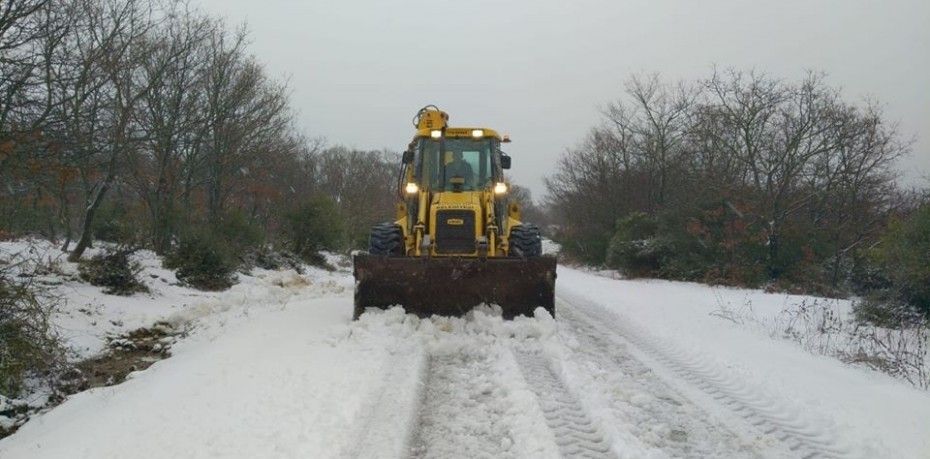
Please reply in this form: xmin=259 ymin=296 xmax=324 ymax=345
xmin=352 ymin=254 xmax=557 ymax=319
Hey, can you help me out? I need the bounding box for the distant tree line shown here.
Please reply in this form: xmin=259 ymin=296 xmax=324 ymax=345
xmin=0 ymin=0 xmax=398 ymax=269
xmin=506 ymin=184 xmax=550 ymax=229
xmin=547 ymin=70 xmax=929 ymax=321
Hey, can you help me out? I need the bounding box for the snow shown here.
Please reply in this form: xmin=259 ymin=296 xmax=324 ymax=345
xmin=0 ymin=301 xmax=562 ymax=458
xmin=0 ymin=239 xmax=350 ymax=361
xmin=2 ymin=240 xmax=929 ymax=458
xmin=556 ymin=266 xmax=930 ymax=458
xmin=541 ymin=238 xmax=561 ymax=256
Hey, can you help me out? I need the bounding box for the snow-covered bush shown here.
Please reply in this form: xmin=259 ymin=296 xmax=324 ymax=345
xmin=78 ymin=249 xmax=148 ymax=295
xmin=164 ymin=232 xmax=236 ymax=291
xmin=239 ymin=247 xmax=305 ymax=273
xmin=774 ymin=299 xmax=929 ymax=389
xmin=0 ymin=270 xmax=64 ymax=398
xmin=605 ymin=212 xmax=662 ymax=277
xmin=710 ymin=293 xmax=929 ymax=389
xmin=852 ymin=296 xmax=924 ymax=329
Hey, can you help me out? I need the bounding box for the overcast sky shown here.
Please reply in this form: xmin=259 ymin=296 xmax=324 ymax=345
xmin=197 ymin=0 xmax=929 ymax=199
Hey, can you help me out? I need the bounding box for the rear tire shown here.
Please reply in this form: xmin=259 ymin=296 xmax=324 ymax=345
xmin=368 ymin=223 xmax=404 ymax=256
xmin=509 ymin=224 xmax=542 ymax=258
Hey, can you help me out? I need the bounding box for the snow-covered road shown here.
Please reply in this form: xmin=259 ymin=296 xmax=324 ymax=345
xmin=2 ymin=263 xmax=929 ymax=458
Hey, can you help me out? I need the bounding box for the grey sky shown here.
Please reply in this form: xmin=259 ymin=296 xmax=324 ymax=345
xmin=198 ymin=0 xmax=929 ymax=199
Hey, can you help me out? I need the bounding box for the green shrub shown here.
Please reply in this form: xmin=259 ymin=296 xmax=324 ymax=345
xmin=212 ymin=210 xmax=264 ymax=257
xmin=657 ymin=204 xmax=768 ymax=286
xmin=165 ymin=231 xmax=236 ymax=291
xmin=242 ymin=247 xmax=305 ymax=273
xmin=92 ymin=204 xmax=141 ymax=245
xmin=602 ymin=204 xmax=771 ymax=286
xmin=850 ymin=252 xmax=892 ymax=294
xmin=853 ymin=294 xmax=924 ymax=328
xmin=606 ymin=212 xmax=662 ymax=276
xmin=552 ymin=229 xmax=611 ymax=265
xmin=868 ymin=205 xmax=930 ymax=319
xmin=163 ymin=210 xmax=269 ymax=290
xmin=281 ymin=196 xmax=344 ymax=265
xmin=0 ymin=198 xmax=56 ymax=237
xmin=78 ymin=249 xmax=148 ymax=295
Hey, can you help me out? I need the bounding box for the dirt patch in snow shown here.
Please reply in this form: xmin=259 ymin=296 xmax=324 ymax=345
xmin=66 ymin=322 xmax=182 ymax=390
xmin=1 ymin=322 xmax=183 ymax=440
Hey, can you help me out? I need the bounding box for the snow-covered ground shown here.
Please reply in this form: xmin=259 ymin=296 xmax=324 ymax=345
xmin=0 ymin=239 xmax=350 ymax=420
xmin=0 ymin=239 xmax=350 ymax=360
xmin=1 ymin=239 xmax=188 ymax=360
xmin=1 ymin=241 xmax=929 ymax=458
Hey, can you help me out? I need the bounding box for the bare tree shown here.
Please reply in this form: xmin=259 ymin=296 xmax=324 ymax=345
xmin=126 ymin=8 xmax=213 ymax=252
xmin=65 ymin=0 xmax=172 ymax=261
xmin=547 ymin=69 xmax=908 ymax=286
xmin=1 ymin=1 xmax=79 ymax=239
xmin=605 ymin=74 xmax=696 ymax=210
xmin=308 ymin=146 xmax=398 ymax=246
xmin=1 ymin=0 xmax=332 ymax=260
xmin=196 ymin=25 xmax=290 ymax=221
xmin=0 ymin=0 xmax=50 ymax=139
xmin=700 ymin=71 xmax=845 ymax=277
xmin=814 ymin=102 xmax=906 ymax=287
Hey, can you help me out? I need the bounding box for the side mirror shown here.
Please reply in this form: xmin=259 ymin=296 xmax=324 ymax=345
xmin=402 ymin=150 xmax=414 ymax=164
xmin=500 ymin=154 xmax=511 ymax=170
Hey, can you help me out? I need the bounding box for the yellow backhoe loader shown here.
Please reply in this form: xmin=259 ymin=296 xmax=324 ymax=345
xmin=352 ymin=106 xmax=557 ymax=319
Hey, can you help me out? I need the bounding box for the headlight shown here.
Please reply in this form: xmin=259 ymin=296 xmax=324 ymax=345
xmin=430 ymin=130 xmax=442 ymax=139
xmin=494 ymin=182 xmax=507 ymax=194
xmin=405 ymin=182 xmax=419 ymax=194
xmin=471 ymin=129 xmax=484 ymax=138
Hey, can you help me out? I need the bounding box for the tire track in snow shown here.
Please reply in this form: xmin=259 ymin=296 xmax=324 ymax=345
xmin=560 ymin=295 xmax=852 ymax=459
xmin=348 ymin=348 xmax=427 ymax=459
xmin=513 ymin=349 xmax=614 ymax=458
xmin=557 ymin=306 xmax=754 ymax=458
xmin=409 ymin=351 xmax=517 ymax=459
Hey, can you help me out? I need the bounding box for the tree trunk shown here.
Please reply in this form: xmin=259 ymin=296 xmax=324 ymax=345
xmin=766 ymin=216 xmax=781 ymax=279
xmin=151 ymin=196 xmax=174 ymax=254
xmin=68 ymin=183 xmax=109 ymax=262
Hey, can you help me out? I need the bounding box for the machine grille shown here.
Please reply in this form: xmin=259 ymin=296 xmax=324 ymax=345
xmin=435 ymin=210 xmax=476 ymax=254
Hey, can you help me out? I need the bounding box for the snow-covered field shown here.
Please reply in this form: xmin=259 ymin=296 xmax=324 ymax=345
xmin=1 ymin=241 xmax=929 ymax=458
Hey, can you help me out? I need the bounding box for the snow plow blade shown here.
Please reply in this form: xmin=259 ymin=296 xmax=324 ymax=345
xmin=353 ymin=254 xmax=557 ymax=319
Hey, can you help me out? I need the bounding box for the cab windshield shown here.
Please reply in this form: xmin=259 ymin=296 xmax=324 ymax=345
xmin=418 ymin=138 xmax=495 ymax=191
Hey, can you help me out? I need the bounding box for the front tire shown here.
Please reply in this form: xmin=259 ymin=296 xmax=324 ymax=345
xmin=509 ymin=223 xmax=542 ymax=257
xmin=368 ymin=223 xmax=404 ymax=256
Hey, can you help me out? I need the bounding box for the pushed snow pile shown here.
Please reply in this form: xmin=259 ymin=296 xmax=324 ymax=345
xmin=540 ymin=238 xmax=561 ymax=256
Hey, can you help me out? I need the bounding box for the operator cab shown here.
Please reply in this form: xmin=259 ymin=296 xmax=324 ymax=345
xmin=416 ymin=135 xmax=504 ymax=192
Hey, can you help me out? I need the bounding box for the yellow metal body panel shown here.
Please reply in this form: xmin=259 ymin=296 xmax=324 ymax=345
xmin=397 ymin=106 xmax=519 ymax=258
xmin=427 ymin=191 xmax=483 ymax=257
xmin=416 ymin=109 xmax=449 ymax=131
xmin=415 ymin=127 xmax=502 ymax=140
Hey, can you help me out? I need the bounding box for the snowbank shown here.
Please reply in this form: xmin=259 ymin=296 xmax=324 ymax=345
xmin=556 ymin=266 xmax=930 ymax=458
